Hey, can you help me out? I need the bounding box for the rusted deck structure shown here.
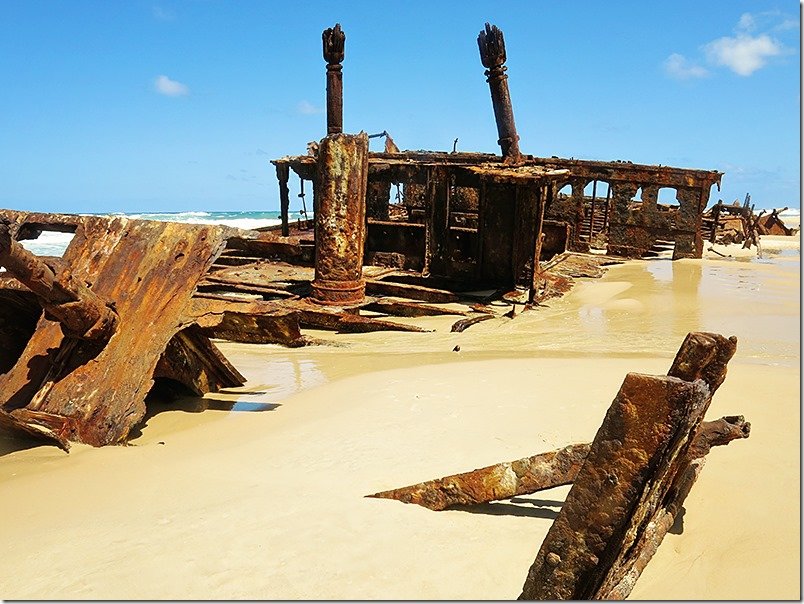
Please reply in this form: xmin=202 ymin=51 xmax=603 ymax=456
xmin=273 ymin=22 xmax=723 ymax=281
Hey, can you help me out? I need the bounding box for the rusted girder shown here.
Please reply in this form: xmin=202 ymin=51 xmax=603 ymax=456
xmin=365 ymin=416 xmax=748 ymax=512
xmin=478 ymin=23 xmax=522 ymax=162
xmin=311 ymin=132 xmax=369 ymax=305
xmin=322 ymin=23 xmax=345 ymax=135
xmin=369 ymin=443 xmax=590 ymax=510
xmin=0 ymin=219 xmax=117 ymax=341
xmin=519 ymin=332 xmax=739 ymax=600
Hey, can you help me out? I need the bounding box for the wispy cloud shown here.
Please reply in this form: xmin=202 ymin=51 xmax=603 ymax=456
xmin=296 ymin=100 xmax=323 ymax=115
xmin=736 ymin=12 xmax=756 ymax=32
xmin=663 ymin=53 xmax=709 ymax=80
xmin=152 ymin=5 xmax=175 ymax=21
xmin=775 ymin=18 xmax=799 ymax=32
xmin=704 ymin=33 xmax=783 ymax=76
xmin=154 ymin=75 xmax=189 ymax=97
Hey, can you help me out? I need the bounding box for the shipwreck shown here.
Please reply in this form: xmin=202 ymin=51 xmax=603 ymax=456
xmin=0 ymin=22 xmax=754 ymax=600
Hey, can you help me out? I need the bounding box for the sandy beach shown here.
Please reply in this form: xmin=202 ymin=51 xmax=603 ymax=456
xmin=0 ymin=231 xmax=799 ymax=599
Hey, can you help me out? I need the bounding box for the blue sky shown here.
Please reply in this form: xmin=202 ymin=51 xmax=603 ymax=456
xmin=0 ymin=0 xmax=799 ymax=213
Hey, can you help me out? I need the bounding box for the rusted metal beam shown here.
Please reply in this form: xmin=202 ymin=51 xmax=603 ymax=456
xmin=364 ymin=279 xmax=459 ymax=304
xmin=478 ymin=23 xmax=522 ymax=163
xmin=519 ymin=332 xmax=738 ymax=600
xmin=0 ymin=219 xmax=118 ymax=341
xmin=450 ymin=313 xmax=494 ymax=332
xmin=366 ymin=416 xmax=748 ymax=512
xmin=369 ymin=443 xmax=590 ymax=511
xmin=310 ymin=132 xmax=369 ymax=305
xmin=362 ymin=298 xmax=467 ymax=318
xmin=322 ymin=23 xmax=345 ymax=135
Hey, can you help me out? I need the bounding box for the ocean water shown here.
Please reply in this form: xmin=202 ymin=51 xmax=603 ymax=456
xmin=17 ymin=210 xmax=308 ymax=256
xmin=13 ymin=208 xmax=801 ymax=258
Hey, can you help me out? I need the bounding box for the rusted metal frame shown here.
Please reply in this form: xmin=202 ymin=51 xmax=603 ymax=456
xmin=511 ymin=183 xmax=537 ymax=290
xmin=423 ymin=165 xmax=450 ymax=277
xmin=603 ymin=182 xmax=611 ymax=234
xmin=322 ymin=24 xmax=345 ymax=135
xmin=478 ymin=23 xmax=522 ymax=162
xmin=528 ymin=157 xmax=723 ymax=190
xmin=588 ymin=180 xmax=597 ymax=241
xmin=569 ymin=180 xmax=589 ymax=252
xmin=276 ymin=163 xmax=291 ymax=237
xmin=672 ymin=186 xmax=704 ymax=259
xmin=0 ymin=220 xmax=118 ymax=342
xmin=530 ymin=185 xmax=548 ymax=303
xmin=475 ymin=178 xmax=487 ymax=281
xmin=310 ymin=132 xmax=369 ymax=305
xmin=367 ymin=333 xmax=740 ymax=512
xmin=276 ymin=155 xmax=723 ymax=194
xmin=425 ymin=166 xmax=452 ymax=276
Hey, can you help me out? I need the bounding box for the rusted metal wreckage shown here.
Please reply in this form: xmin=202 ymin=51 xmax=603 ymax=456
xmin=0 ymin=22 xmax=726 ymax=450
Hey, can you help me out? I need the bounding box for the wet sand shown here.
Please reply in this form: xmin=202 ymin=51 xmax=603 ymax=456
xmin=0 ymin=232 xmax=799 ymax=599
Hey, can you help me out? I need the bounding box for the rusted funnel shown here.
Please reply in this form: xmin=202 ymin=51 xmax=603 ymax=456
xmin=310 ymin=132 xmax=369 ymax=305
xmin=323 ymin=23 xmax=345 ymax=135
xmin=478 ymin=23 xmax=522 ymax=162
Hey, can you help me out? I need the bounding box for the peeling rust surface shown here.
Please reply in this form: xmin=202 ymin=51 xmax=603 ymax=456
xmin=311 ymin=132 xmax=369 ymax=305
xmin=520 ymin=373 xmax=712 ymax=600
xmin=519 ymin=332 xmax=739 ymax=600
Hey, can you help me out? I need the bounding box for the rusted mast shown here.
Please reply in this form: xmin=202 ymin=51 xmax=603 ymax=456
xmin=323 ymin=23 xmax=345 ymax=135
xmin=0 ymin=220 xmax=117 ymax=341
xmin=478 ymin=23 xmax=522 ymax=163
xmin=311 ymin=25 xmax=368 ymax=306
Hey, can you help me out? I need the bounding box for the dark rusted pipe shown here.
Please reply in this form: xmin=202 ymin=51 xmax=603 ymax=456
xmin=478 ymin=23 xmax=522 ymax=162
xmin=276 ymin=163 xmax=291 ymax=237
xmin=322 ymin=24 xmax=345 ymax=135
xmin=0 ymin=220 xmax=117 ymax=341
xmin=310 ymin=132 xmax=369 ymax=305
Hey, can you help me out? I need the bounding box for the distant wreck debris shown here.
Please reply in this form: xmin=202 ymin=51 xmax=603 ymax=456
xmin=369 ymin=332 xmax=749 ymax=600
xmin=704 ymin=197 xmax=797 ymax=248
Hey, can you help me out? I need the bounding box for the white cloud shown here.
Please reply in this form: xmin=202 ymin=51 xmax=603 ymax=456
xmin=154 ymin=75 xmax=189 ymax=96
xmin=663 ymin=53 xmax=709 ymax=80
xmin=296 ymin=100 xmax=323 ymax=115
xmin=704 ymin=33 xmax=783 ymax=76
